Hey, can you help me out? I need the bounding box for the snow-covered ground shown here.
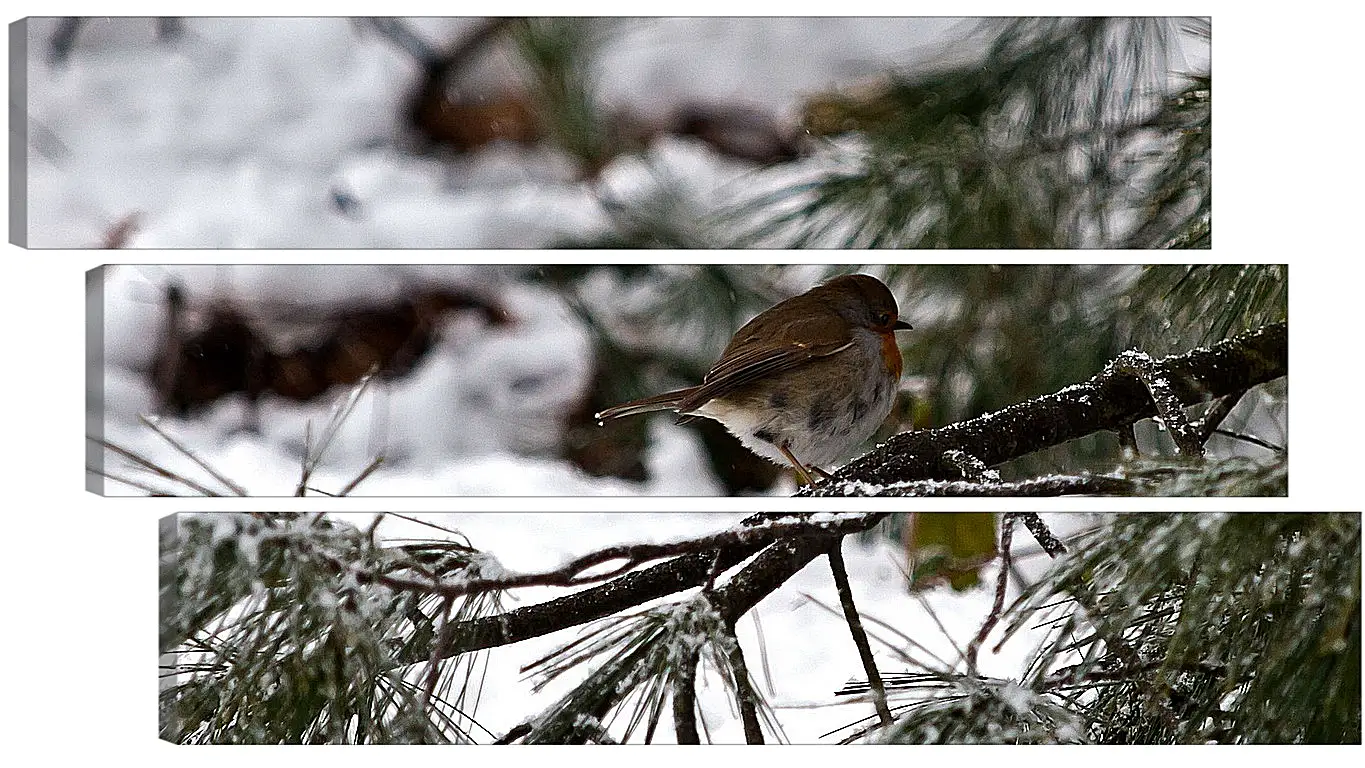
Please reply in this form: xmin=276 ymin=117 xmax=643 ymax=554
xmin=93 ymin=263 xmax=750 ymax=495
xmin=174 ymin=511 xmax=1097 ymax=744
xmin=25 ymin=17 xmax=1207 ymax=248
xmin=26 ymin=17 xmax=952 ymax=248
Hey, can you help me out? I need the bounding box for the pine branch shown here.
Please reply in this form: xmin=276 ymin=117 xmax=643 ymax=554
xmin=808 ymin=322 xmax=1286 ymax=494
xmin=366 ymin=513 xmax=884 ymax=603
xmin=709 ymin=521 xmax=884 ymax=626
xmin=394 ymin=513 xmax=886 ymax=666
xmin=1110 ymin=351 xmax=1204 ymax=456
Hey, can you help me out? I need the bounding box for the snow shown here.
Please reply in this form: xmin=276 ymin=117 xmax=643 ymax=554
xmin=27 ymin=17 xmax=1209 ymax=248
xmin=62 ymin=18 xmax=1214 ymax=494
xmin=93 ymin=263 xmax=734 ymax=495
xmin=64 ymin=16 xmax=1033 ymax=496
xmin=26 ymin=17 xmax=982 ymax=248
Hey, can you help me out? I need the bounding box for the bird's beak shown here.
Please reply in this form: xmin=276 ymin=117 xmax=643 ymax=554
xmin=894 ymin=320 xmax=913 ymax=331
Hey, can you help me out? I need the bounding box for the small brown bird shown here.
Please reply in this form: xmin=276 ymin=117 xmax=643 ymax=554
xmin=596 ymin=273 xmax=911 ymax=486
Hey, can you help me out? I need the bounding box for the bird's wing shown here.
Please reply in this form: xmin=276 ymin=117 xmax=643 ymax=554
xmin=676 ymin=337 xmax=854 ymax=413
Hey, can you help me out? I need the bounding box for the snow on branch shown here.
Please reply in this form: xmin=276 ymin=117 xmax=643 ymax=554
xmin=808 ymin=322 xmax=1287 ymax=496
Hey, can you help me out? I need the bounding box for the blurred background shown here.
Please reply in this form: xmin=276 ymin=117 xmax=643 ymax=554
xmin=27 ymin=17 xmax=1209 ymax=248
xmin=90 ymin=264 xmax=1285 ymax=496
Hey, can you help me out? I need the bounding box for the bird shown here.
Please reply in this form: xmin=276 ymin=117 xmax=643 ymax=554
xmin=596 ymin=273 xmax=911 ymax=486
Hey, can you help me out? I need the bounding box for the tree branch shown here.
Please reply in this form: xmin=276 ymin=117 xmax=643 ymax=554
xmin=364 ymin=513 xmax=886 ymax=604
xmin=710 ymin=515 xmax=889 ymax=626
xmin=1015 ymin=513 xmax=1068 ymax=558
xmin=1110 ymin=351 xmax=1203 ymax=456
xmin=395 ymin=513 xmax=885 ymax=666
xmin=829 ymin=541 xmax=892 ymax=727
xmin=807 ymin=322 xmax=1286 ymax=494
xmin=966 ymin=514 xmax=1015 ymax=673
xmin=720 ymin=620 xmax=765 ymax=744
xmin=673 ymin=646 xmax=701 ymax=744
xmin=826 ymin=473 xmax=1136 ymax=497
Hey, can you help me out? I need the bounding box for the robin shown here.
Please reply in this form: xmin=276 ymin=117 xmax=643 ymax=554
xmin=596 ymin=273 xmax=912 ymax=486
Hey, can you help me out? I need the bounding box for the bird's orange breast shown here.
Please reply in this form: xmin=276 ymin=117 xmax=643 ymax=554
xmin=880 ymin=331 xmax=903 ymax=380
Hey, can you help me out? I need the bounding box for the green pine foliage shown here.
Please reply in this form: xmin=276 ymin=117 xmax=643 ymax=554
xmin=528 ymin=18 xmax=1209 ymax=249
xmin=1006 ymin=513 xmax=1360 ymax=744
xmin=510 ymin=18 xmax=618 ymax=174
xmin=160 ymin=513 xmax=1357 ymax=744
xmin=1129 ymin=264 xmax=1288 ymax=353
xmin=160 ymin=514 xmax=504 ymax=744
xmin=875 ymin=678 xmax=1088 ymax=744
xmin=519 ymin=596 xmax=782 ymax=744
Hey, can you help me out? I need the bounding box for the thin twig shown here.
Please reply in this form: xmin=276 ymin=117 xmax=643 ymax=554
xmin=329 ymin=512 xmax=884 ymax=601
xmin=138 ymin=414 xmax=248 ymax=496
xmin=420 ymin=596 xmax=457 ymax=713
xmin=386 ymin=513 xmax=474 ymax=545
xmin=1192 ymin=387 xmax=1247 ymax=445
xmin=828 ymin=541 xmax=892 ymax=727
xmin=364 ymin=512 xmax=385 ymax=543
xmin=966 ymin=513 xmax=1016 ymax=673
xmin=337 ymin=456 xmax=385 ymax=496
xmin=94 ymin=438 xmax=220 ymax=496
xmin=1211 ymin=428 xmax=1284 ymax=453
xmin=87 ymin=466 xmax=176 ymax=496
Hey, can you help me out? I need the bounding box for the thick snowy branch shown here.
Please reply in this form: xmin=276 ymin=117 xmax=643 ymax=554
xmin=807 ymin=322 xmax=1286 ymax=495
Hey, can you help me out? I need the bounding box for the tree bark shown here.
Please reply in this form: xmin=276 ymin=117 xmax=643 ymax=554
xmin=809 ymin=322 xmax=1286 ymax=494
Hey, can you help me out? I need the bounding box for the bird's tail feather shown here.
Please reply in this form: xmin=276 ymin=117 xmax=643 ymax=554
xmin=595 ymin=387 xmax=696 ymax=420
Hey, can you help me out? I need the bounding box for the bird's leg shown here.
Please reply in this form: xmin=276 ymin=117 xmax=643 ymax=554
xmin=777 ymin=442 xmax=818 ymax=487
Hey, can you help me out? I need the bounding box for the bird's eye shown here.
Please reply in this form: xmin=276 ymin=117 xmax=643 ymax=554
xmin=876 ymin=312 xmax=891 ymax=326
